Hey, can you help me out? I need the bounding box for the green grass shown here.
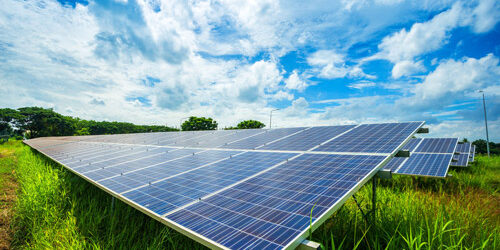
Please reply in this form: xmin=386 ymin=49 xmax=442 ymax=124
xmin=0 ymin=140 xmax=21 ymax=190
xmin=5 ymin=141 xmax=204 ymax=249
xmin=314 ymin=155 xmax=499 ymax=249
xmin=2 ymin=141 xmax=499 ymax=249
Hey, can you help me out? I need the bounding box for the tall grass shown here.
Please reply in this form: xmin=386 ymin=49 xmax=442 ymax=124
xmin=9 ymin=143 xmax=204 ymax=249
xmin=5 ymin=141 xmax=499 ymax=249
xmin=316 ymin=155 xmax=499 ymax=249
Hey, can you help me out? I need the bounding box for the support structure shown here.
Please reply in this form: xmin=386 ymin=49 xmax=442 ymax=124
xmin=417 ymin=127 xmax=429 ymax=134
xmin=371 ymin=176 xmax=377 ymax=234
xmin=111 ymin=196 xmax=116 ymax=210
xmin=480 ymin=91 xmax=490 ymax=157
xmin=351 ymin=172 xmax=382 ymax=228
xmin=269 ymin=109 xmax=279 ymax=129
xmin=352 ymin=194 xmax=369 ymax=224
xmin=297 ymin=240 xmax=321 ymax=250
xmin=395 ymin=150 xmax=410 ymax=157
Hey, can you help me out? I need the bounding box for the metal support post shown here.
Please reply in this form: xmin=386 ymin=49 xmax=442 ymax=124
xmin=372 ymin=176 xmax=377 ymax=240
xmin=352 ymin=194 xmax=369 ymax=224
xmin=297 ymin=240 xmax=321 ymax=250
xmin=481 ymin=92 xmax=490 ymax=157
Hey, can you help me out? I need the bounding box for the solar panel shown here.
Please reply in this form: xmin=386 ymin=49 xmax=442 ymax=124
xmin=173 ymin=129 xmax=264 ymax=148
xmin=394 ymin=153 xmax=453 ymax=177
xmin=167 ymin=154 xmax=386 ymax=249
xmin=382 ymin=156 xmax=407 ymax=172
xmin=220 ymin=127 xmax=307 ymax=150
xmin=451 ymin=154 xmax=469 ymax=167
xmin=313 ymin=122 xmax=423 ymax=153
xmin=414 ymin=138 xmax=458 ymax=153
xmin=384 ymin=138 xmax=458 ymax=177
xmin=259 ymin=125 xmax=356 ymax=151
xmin=400 ymin=138 xmax=421 ymax=151
xmin=455 ymin=142 xmax=471 ymax=154
xmin=469 ymin=145 xmax=476 ymax=162
xmin=452 ymin=142 xmax=470 ymax=167
xmin=123 ymin=151 xmax=296 ymax=215
xmin=24 ymin=121 xmax=423 ymax=249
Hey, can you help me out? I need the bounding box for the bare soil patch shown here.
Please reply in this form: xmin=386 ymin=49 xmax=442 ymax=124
xmin=0 ymin=153 xmax=17 ymax=250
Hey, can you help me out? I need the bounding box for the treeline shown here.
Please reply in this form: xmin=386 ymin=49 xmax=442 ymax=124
xmin=468 ymin=139 xmax=500 ymax=155
xmin=0 ymin=107 xmax=268 ymax=139
xmin=224 ymin=120 xmax=265 ymax=130
xmin=2 ymin=107 xmax=496 ymax=154
xmin=0 ymin=107 xmax=178 ymax=139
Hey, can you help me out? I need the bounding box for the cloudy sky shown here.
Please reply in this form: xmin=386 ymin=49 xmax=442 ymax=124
xmin=1 ymin=0 xmax=499 ymax=141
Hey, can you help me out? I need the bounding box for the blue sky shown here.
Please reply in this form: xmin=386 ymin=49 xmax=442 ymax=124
xmin=1 ymin=0 xmax=499 ymax=141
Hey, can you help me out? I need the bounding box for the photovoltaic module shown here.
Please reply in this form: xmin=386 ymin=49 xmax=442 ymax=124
xmin=25 ymin=122 xmax=424 ymax=249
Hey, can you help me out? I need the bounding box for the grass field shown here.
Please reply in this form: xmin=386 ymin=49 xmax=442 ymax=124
xmin=1 ymin=140 xmax=498 ymax=249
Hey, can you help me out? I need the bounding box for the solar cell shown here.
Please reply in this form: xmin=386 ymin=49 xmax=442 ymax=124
xmin=24 ymin=138 xmax=76 ymax=150
xmin=400 ymin=138 xmax=422 ymax=151
xmin=76 ymin=147 xmax=185 ymax=176
xmin=122 ymin=151 xmax=296 ymax=215
xmin=98 ymin=150 xmax=238 ymax=193
xmin=167 ymin=154 xmax=386 ymax=249
xmin=220 ymin=127 xmax=306 ymax=150
xmin=171 ymin=130 xmax=261 ymax=147
xmin=395 ymin=153 xmax=452 ymax=177
xmin=451 ymin=154 xmax=469 ymax=167
xmin=414 ymin=138 xmax=458 ymax=153
xmin=455 ymin=142 xmax=471 ymax=154
xmin=313 ymin=122 xmax=423 ymax=153
xmin=259 ymin=125 xmax=356 ymax=151
xmin=194 ymin=129 xmax=265 ymax=148
xmin=382 ymin=157 xmax=407 ymax=172
xmin=23 ymin=121 xmax=423 ymax=249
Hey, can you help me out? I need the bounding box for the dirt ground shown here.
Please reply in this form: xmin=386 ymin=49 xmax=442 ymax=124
xmin=0 ymin=152 xmax=17 ymax=250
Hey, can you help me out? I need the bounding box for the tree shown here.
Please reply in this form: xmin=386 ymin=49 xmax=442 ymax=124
xmin=236 ymin=120 xmax=265 ymax=129
xmin=0 ymin=108 xmax=23 ymax=135
xmin=75 ymin=127 xmax=90 ymax=136
xmin=17 ymin=107 xmax=75 ymax=138
xmin=181 ymin=116 xmax=217 ymax=131
xmin=1 ymin=106 xmax=179 ymax=138
xmin=473 ymin=139 xmax=499 ymax=155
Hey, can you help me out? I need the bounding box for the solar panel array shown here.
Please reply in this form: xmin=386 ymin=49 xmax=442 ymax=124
xmin=451 ymin=142 xmax=471 ymax=167
xmin=383 ymin=138 xmax=458 ymax=177
xmin=24 ymin=122 xmax=424 ymax=249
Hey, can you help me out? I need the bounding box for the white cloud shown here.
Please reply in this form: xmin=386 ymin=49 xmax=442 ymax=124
xmin=271 ymin=90 xmax=294 ymax=101
xmin=285 ymin=70 xmax=308 ymax=91
xmin=307 ymin=50 xmax=372 ymax=79
xmin=284 ymin=97 xmax=309 ymax=117
xmin=411 ymin=53 xmax=500 ymax=102
xmin=233 ymin=60 xmax=283 ymax=102
xmin=371 ymin=2 xmax=467 ymax=63
xmin=471 ymin=0 xmax=500 ymax=33
xmin=307 ymin=50 xmax=348 ymax=79
xmin=0 ymin=0 xmax=498 ymax=141
xmin=0 ymin=0 xmax=291 ymax=128
xmin=392 ymin=60 xmax=426 ymax=78
xmin=348 ymin=81 xmax=376 ymax=89
xmin=366 ymin=0 xmax=500 ymax=78
xmin=423 ymin=119 xmax=499 ymax=141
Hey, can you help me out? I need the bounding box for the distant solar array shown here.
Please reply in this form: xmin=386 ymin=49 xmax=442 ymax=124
xmin=451 ymin=142 xmax=472 ymax=167
xmin=383 ymin=138 xmax=458 ymax=177
xmin=383 ymin=138 xmax=477 ymax=178
xmin=469 ymin=145 xmax=476 ymax=162
xmin=25 ymin=122 xmax=424 ymax=249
